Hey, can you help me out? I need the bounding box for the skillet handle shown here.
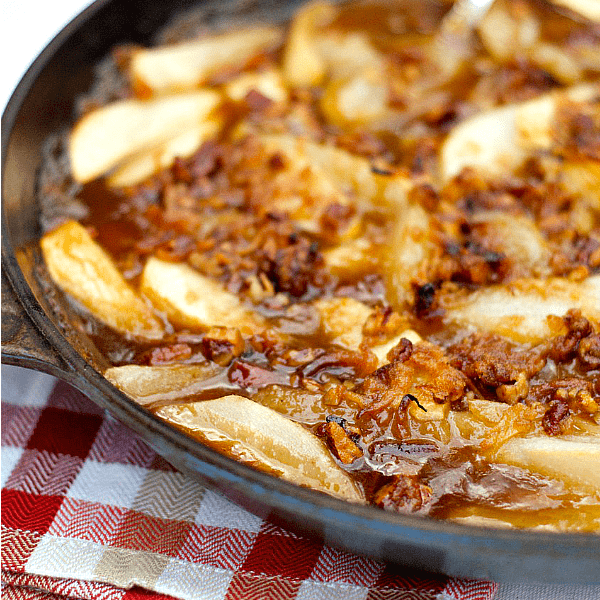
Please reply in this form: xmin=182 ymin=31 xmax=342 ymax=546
xmin=1 ymin=268 xmax=72 ymax=377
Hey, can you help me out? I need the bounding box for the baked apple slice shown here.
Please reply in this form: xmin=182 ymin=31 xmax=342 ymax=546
xmin=40 ymin=221 xmax=164 ymax=340
xmin=70 ymin=90 xmax=220 ymax=183
xmin=156 ymin=395 xmax=364 ymax=502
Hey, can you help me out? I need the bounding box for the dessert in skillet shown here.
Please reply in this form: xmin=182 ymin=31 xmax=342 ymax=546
xmin=39 ymin=0 xmax=600 ymax=530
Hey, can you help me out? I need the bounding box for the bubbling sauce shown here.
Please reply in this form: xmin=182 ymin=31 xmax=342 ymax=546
xmin=39 ymin=0 xmax=600 ymax=530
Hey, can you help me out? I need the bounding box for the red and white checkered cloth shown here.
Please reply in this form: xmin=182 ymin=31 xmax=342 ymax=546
xmin=1 ymin=365 xmax=498 ymax=600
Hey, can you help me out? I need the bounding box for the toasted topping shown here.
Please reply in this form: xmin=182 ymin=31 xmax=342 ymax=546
xmin=40 ymin=0 xmax=600 ymax=531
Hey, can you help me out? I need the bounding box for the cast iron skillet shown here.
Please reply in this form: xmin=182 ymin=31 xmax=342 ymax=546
xmin=3 ymin=0 xmax=600 ymax=583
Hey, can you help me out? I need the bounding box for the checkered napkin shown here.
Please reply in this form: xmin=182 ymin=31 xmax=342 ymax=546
xmin=1 ymin=365 xmax=498 ymax=600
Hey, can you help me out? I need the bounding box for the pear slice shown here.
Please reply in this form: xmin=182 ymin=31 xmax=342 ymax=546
xmin=495 ymin=435 xmax=600 ymax=494
xmin=258 ymin=133 xmax=410 ymax=206
xmin=385 ymin=202 xmax=435 ymax=308
xmin=224 ymin=68 xmax=288 ymax=104
xmin=131 ymin=26 xmax=282 ymax=94
xmin=442 ymin=276 xmax=600 ymax=343
xmin=105 ymin=363 xmax=222 ymax=406
xmin=70 ymin=90 xmax=221 ymax=183
xmin=260 ymin=134 xmax=377 ymax=198
xmin=440 ymin=83 xmax=598 ymax=182
xmin=549 ymin=0 xmax=600 ymax=21
xmin=107 ymin=118 xmax=222 ymax=187
xmin=140 ymin=257 xmax=265 ymax=333
xmin=156 ymin=395 xmax=364 ymax=502
xmin=469 ymin=211 xmax=550 ymax=275
xmin=282 ymin=2 xmax=335 ymax=88
xmin=314 ymin=297 xmax=373 ymax=351
xmin=315 ymin=32 xmax=384 ymax=81
xmin=371 ymin=329 xmax=422 ymax=367
xmin=40 ymin=221 xmax=164 ymax=340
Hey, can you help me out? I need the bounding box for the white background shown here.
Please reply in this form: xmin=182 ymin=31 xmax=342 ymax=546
xmin=2 ymin=1 xmax=599 ymax=597
xmin=1 ymin=0 xmax=93 ymax=111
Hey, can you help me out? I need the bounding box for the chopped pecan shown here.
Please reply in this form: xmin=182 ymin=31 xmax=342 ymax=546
xmin=360 ymin=342 xmax=466 ymax=417
xmin=228 ymin=359 xmax=290 ymax=389
xmin=141 ymin=343 xmax=192 ymax=365
xmin=542 ymin=400 xmax=571 ymax=436
xmin=324 ymin=420 xmax=363 ymax=465
xmin=548 ymin=310 xmax=593 ymax=364
xmin=578 ymin=334 xmax=600 ymax=371
xmin=202 ymin=327 xmax=245 ymax=366
xmin=387 ymin=338 xmax=414 ymax=363
xmin=264 ymin=236 xmax=325 ymax=297
xmin=448 ymin=333 xmax=546 ymax=392
xmin=528 ymin=378 xmax=597 ymax=419
xmin=496 ymin=372 xmax=529 ymax=405
xmin=374 ymin=474 xmax=433 ymax=514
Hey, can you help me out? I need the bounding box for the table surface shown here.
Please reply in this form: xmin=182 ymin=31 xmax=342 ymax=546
xmin=2 ymin=1 xmax=599 ymax=597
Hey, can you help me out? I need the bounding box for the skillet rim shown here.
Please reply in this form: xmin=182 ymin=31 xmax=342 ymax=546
xmin=2 ymin=0 xmax=600 ymax=582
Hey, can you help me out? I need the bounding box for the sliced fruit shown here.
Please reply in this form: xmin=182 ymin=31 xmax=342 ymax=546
xmin=257 ymin=133 xmax=411 ymax=213
xmin=282 ymin=1 xmax=335 ymax=87
xmin=105 ymin=363 xmax=222 ymax=405
xmin=156 ymin=395 xmax=364 ymax=502
xmin=385 ymin=203 xmax=435 ymax=308
xmin=314 ymin=297 xmax=373 ymax=350
xmin=40 ymin=221 xmax=164 ymax=340
xmin=259 ymin=134 xmax=375 ymax=201
xmin=442 ymin=276 xmax=600 ymax=343
xmin=469 ymin=211 xmax=550 ymax=276
xmin=549 ymin=0 xmax=600 ymax=21
xmin=477 ymin=0 xmax=539 ymax=63
xmin=131 ymin=26 xmax=282 ymax=94
xmin=495 ymin=435 xmax=600 ymax=493
xmin=315 ymin=31 xmax=384 ymax=80
xmin=224 ymin=68 xmax=288 ymax=104
xmin=107 ymin=118 xmax=222 ymax=187
xmin=440 ymin=83 xmax=598 ymax=182
xmin=140 ymin=257 xmax=264 ymax=332
xmin=70 ymin=90 xmax=221 ymax=183
xmin=320 ymin=71 xmax=388 ymax=128
xmin=316 ymin=32 xmax=387 ymax=128
xmin=323 ymin=237 xmax=376 ymax=277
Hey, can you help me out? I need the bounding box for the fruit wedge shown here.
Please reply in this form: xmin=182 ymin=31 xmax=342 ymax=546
xmin=258 ymin=133 xmax=410 ymax=206
xmin=40 ymin=221 xmax=164 ymax=340
xmin=70 ymin=90 xmax=220 ymax=183
xmin=156 ymin=394 xmax=364 ymax=502
xmin=107 ymin=118 xmax=222 ymax=187
xmin=469 ymin=211 xmax=550 ymax=274
xmin=105 ymin=363 xmax=222 ymax=406
xmin=442 ymin=276 xmax=600 ymax=343
xmin=314 ymin=297 xmax=373 ymax=350
xmin=385 ymin=203 xmax=435 ymax=308
xmin=496 ymin=435 xmax=600 ymax=493
xmin=131 ymin=26 xmax=282 ymax=94
xmin=440 ymin=83 xmax=598 ymax=182
xmin=224 ymin=68 xmax=288 ymax=104
xmin=140 ymin=257 xmax=265 ymax=332
xmin=282 ymin=1 xmax=335 ymax=87
xmin=549 ymin=0 xmax=600 ymax=21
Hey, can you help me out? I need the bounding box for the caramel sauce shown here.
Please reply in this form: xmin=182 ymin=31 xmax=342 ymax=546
xmin=39 ymin=0 xmax=600 ymax=530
